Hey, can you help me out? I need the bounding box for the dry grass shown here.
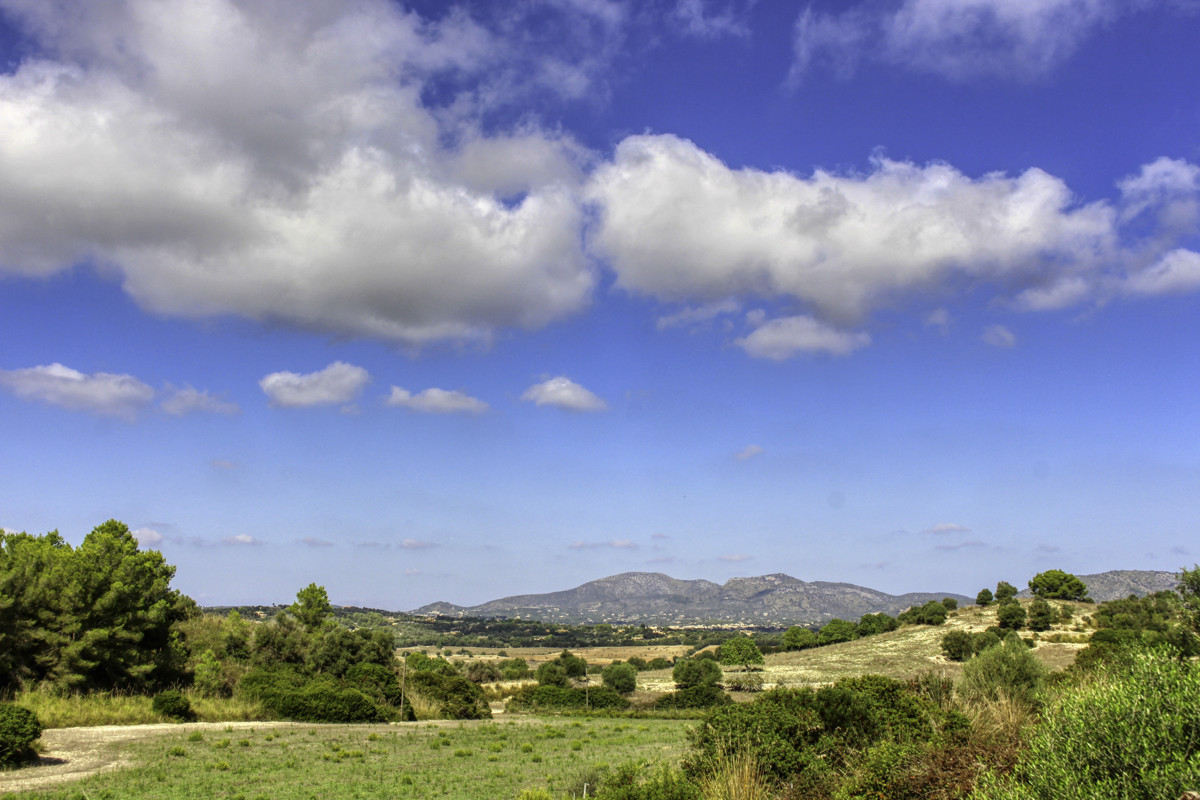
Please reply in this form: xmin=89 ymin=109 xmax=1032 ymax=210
xmin=699 ymin=751 xmax=775 ymax=800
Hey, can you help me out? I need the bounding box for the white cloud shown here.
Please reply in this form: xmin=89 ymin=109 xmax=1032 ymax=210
xmin=569 ymin=539 xmax=638 ymax=549
xmin=300 ymin=536 xmax=334 ymax=548
xmin=132 ymin=527 xmax=165 ymax=547
xmin=587 ymin=135 xmax=1117 ymax=325
xmin=737 ymin=314 xmax=871 ymax=360
xmin=982 ymin=324 xmax=1016 ymax=348
xmin=922 ymin=522 xmax=971 ymax=535
xmin=734 ymin=444 xmax=763 ymax=461
xmin=791 ymin=0 xmax=1129 ymax=83
xmin=0 ymin=363 xmax=155 ymax=419
xmin=221 ymin=533 xmax=260 ymax=546
xmin=1123 ymin=249 xmax=1200 ymax=296
xmin=521 ymin=376 xmax=608 ymax=412
xmin=260 ymin=362 xmax=370 ymax=408
xmin=401 ymin=538 xmax=437 ymax=550
xmin=924 ymin=307 xmax=951 ymax=333
xmin=656 ymin=299 xmax=740 ymax=330
xmin=0 ymin=0 xmax=595 ymax=347
xmin=161 ymin=384 xmax=240 ymax=416
xmin=386 ymin=386 xmax=488 ymax=414
xmin=673 ymin=0 xmax=751 ymax=39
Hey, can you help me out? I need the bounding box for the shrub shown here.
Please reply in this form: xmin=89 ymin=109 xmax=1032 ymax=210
xmin=1026 ymin=598 xmax=1053 ymax=631
xmin=672 ymin=658 xmax=722 ymax=689
xmin=498 ymin=657 xmax=530 ymax=680
xmin=262 ymin=682 xmax=388 ymax=723
xmin=654 ymin=685 xmax=732 ymax=710
xmin=0 ymin=704 xmax=42 ymax=766
xmin=997 ymin=603 xmax=1026 ymax=630
xmin=602 ymin=662 xmax=637 ymax=694
xmin=151 ymin=689 xmax=195 ymax=721
xmin=818 ymin=618 xmax=858 ymax=645
xmin=941 ymin=630 xmax=975 ymax=661
xmin=942 ymin=597 xmax=959 ymax=610
xmin=718 ymin=635 xmax=764 ymax=669
xmin=974 ymin=650 xmax=1200 ymax=800
xmin=535 ymin=661 xmax=568 ymax=688
xmin=647 ymin=657 xmax=672 ymax=671
xmin=723 ymin=671 xmax=764 ymax=692
xmin=977 ymin=588 xmax=994 ymax=606
xmin=506 ymin=684 xmax=630 ymax=712
xmin=857 ymin=612 xmax=898 ymax=637
xmin=960 ymin=634 xmax=1046 ymax=708
xmin=994 ymin=581 xmax=1018 ymax=604
xmin=782 ymin=626 xmax=819 ymax=650
xmin=407 ymin=672 xmax=491 ymax=720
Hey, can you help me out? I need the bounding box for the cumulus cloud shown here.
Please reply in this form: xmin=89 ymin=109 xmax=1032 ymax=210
xmin=161 ymin=384 xmax=240 ymax=416
xmin=260 ymin=362 xmax=370 ymax=408
xmin=982 ymin=324 xmax=1016 ymax=348
xmin=386 ymin=386 xmax=488 ymax=414
xmin=791 ymin=0 xmax=1130 ymax=83
xmin=521 ymin=376 xmax=608 ymax=412
xmin=0 ymin=0 xmax=595 ymax=347
xmin=221 ymin=533 xmax=260 ymax=546
xmin=132 ymin=527 xmax=165 ymax=547
xmin=734 ymin=444 xmax=763 ymax=461
xmin=1123 ymin=249 xmax=1200 ymax=296
xmin=587 ymin=135 xmax=1119 ymax=327
xmin=922 ymin=522 xmax=971 ymax=535
xmin=0 ymin=363 xmax=155 ymax=419
xmin=737 ymin=314 xmax=871 ymax=359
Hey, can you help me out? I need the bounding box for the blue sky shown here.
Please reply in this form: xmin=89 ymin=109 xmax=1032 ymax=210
xmin=1 ymin=0 xmax=1198 ymax=610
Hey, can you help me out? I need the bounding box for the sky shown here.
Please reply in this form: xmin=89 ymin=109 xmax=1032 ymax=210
xmin=1 ymin=0 xmax=1198 ymax=610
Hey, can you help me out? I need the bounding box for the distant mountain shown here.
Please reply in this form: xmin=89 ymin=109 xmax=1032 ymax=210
xmin=414 ymin=572 xmax=972 ymax=627
xmin=1015 ymin=569 xmax=1181 ymax=602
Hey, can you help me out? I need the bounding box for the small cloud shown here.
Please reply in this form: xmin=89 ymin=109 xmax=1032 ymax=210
xmin=982 ymin=324 xmax=1016 ymax=348
xmin=300 ymin=537 xmax=334 ymax=548
xmin=161 ymin=384 xmax=240 ymax=416
xmin=673 ymin=0 xmax=750 ymax=40
xmin=211 ymin=459 xmax=238 ymax=470
xmin=260 ymin=362 xmax=370 ymax=408
xmin=403 ymin=568 xmax=422 ymax=576
xmin=719 ymin=553 xmax=752 ymax=562
xmin=221 ymin=534 xmax=261 ymax=546
xmin=921 ymin=523 xmax=971 ymax=535
xmin=0 ymin=363 xmax=155 ymax=420
xmin=132 ymin=527 xmax=165 ymax=547
xmin=736 ymin=314 xmax=870 ymax=360
xmin=934 ymin=539 xmax=986 ymax=552
xmin=734 ymin=444 xmax=763 ymax=461
xmin=656 ymin=299 xmax=740 ymax=330
xmin=386 ymin=386 xmax=488 ymax=414
xmin=924 ymin=308 xmax=950 ymax=334
xmin=521 ymin=376 xmax=607 ymax=412
xmin=401 ymin=538 xmax=437 ymax=550
xmin=568 ymin=539 xmax=638 ymax=550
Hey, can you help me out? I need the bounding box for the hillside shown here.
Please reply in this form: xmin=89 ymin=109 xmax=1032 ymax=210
xmin=415 ymin=572 xmax=971 ymax=626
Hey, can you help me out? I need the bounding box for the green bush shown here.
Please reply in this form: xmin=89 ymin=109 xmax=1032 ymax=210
xmin=976 ymin=588 xmax=994 ymax=606
xmin=959 ymin=633 xmax=1046 ymax=708
xmin=506 ymin=684 xmax=630 ymax=712
xmin=672 ymin=658 xmax=721 ymax=689
xmin=723 ymin=671 xmax=764 ymax=692
xmin=407 ymin=672 xmax=491 ymax=719
xmin=151 ymin=689 xmax=195 ymax=721
xmin=941 ymin=630 xmax=975 ymax=661
xmin=997 ymin=603 xmax=1026 ymax=630
xmin=654 ymin=685 xmax=731 ymax=710
xmin=818 ymin=618 xmax=858 ymax=644
xmin=974 ymin=650 xmax=1200 ymax=800
xmin=602 ymin=662 xmax=638 ymax=694
xmin=262 ymin=682 xmax=388 ymax=723
xmin=782 ymin=626 xmax=819 ymax=650
xmin=0 ymin=704 xmax=42 ymax=766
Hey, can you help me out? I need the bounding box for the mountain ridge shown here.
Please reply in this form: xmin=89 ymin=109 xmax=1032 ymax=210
xmin=415 ymin=569 xmax=1182 ymax=627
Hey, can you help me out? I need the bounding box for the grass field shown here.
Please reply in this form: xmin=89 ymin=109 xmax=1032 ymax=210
xmin=5 ymin=718 xmax=694 ymax=800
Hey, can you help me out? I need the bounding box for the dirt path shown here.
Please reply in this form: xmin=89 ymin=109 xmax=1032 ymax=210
xmin=0 ymin=721 xmax=277 ymax=794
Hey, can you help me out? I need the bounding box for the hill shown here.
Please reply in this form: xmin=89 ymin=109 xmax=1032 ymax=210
xmin=414 ymin=572 xmax=971 ymax=626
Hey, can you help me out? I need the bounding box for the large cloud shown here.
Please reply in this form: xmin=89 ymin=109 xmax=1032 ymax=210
xmin=0 ymin=0 xmax=594 ymax=346
xmin=587 ymin=134 xmax=1118 ymax=324
xmin=0 ymin=363 xmax=155 ymax=419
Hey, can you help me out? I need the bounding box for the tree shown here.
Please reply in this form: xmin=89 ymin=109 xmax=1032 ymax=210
xmin=995 ymin=581 xmax=1018 ymax=605
xmin=818 ymin=618 xmax=858 ymax=645
xmin=1178 ymin=565 xmax=1200 ymax=637
xmin=601 ymin=662 xmax=637 ymax=694
xmin=782 ymin=626 xmax=818 ymax=651
xmin=941 ymin=630 xmax=974 ymax=661
xmin=672 ymin=657 xmax=722 ymax=689
xmin=1027 ymin=598 xmax=1054 ymax=632
xmin=997 ymin=603 xmax=1027 ymax=630
xmin=1028 ymin=570 xmax=1089 ymax=602
xmin=536 ymin=661 xmax=568 ymax=687
xmin=291 ymin=583 xmax=332 ymax=631
xmin=976 ymin=588 xmax=994 ymax=606
xmin=719 ymin=635 xmax=764 ymax=669
xmin=856 ymin=613 xmax=898 ymax=637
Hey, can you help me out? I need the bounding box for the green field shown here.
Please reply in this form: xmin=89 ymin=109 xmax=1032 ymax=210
xmin=6 ymin=718 xmax=693 ymax=800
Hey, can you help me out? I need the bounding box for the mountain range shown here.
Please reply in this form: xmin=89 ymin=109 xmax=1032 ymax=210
xmin=414 ymin=569 xmax=1181 ymax=627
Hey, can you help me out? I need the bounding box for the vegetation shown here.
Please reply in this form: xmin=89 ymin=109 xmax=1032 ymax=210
xmin=1027 ymin=569 xmax=1089 ymax=602
xmin=0 ymin=703 xmax=42 ymax=766
xmin=975 ymin=588 xmax=993 ymax=606
xmin=717 ymin=635 xmax=763 ymax=669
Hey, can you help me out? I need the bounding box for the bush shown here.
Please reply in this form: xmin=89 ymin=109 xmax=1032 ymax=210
xmin=974 ymin=650 xmax=1200 ymax=800
xmin=0 ymin=704 xmax=42 ymax=766
xmin=602 ymin=662 xmax=637 ymax=694
xmin=782 ymin=626 xmax=819 ymax=650
xmin=941 ymin=630 xmax=975 ymax=661
xmin=942 ymin=597 xmax=959 ymax=611
xmin=1026 ymin=598 xmax=1053 ymax=631
xmin=654 ymin=685 xmax=731 ymax=710
xmin=960 ymin=634 xmax=1046 ymax=708
xmin=723 ymin=671 xmax=764 ymax=692
xmin=672 ymin=658 xmax=722 ymax=689
xmin=506 ymin=684 xmax=630 ymax=712
xmin=151 ymin=689 xmax=195 ymax=721
xmin=977 ymin=588 xmax=994 ymax=606
xmin=818 ymin=618 xmax=858 ymax=645
xmin=997 ymin=603 xmax=1027 ymax=630
xmin=407 ymin=672 xmax=491 ymax=719
xmin=535 ymin=661 xmax=569 ymax=688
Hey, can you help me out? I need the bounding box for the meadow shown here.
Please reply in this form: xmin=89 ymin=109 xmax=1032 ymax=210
xmin=3 ymin=718 xmax=693 ymax=800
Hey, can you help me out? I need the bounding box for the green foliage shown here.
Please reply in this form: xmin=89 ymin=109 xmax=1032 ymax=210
xmin=898 ymin=600 xmax=948 ymax=626
xmin=960 ymin=633 xmax=1046 ymax=708
xmin=0 ymin=521 xmax=192 ymax=693
xmin=997 ymin=603 xmax=1027 ymax=630
xmin=818 ymin=618 xmax=858 ymax=645
xmin=976 ymin=588 xmax=994 ymax=606
xmin=264 ymin=682 xmax=389 ymax=723
xmin=994 ymin=581 xmax=1018 ymax=605
xmin=251 ymin=612 xmax=309 ymax=668
xmin=974 ymin=650 xmax=1200 ymax=800
xmin=723 ymin=671 xmax=764 ymax=692
xmin=672 ymin=658 xmax=722 ymax=689
xmin=941 ymin=630 xmax=975 ymax=661
xmin=654 ymin=685 xmax=731 ymax=710
xmin=591 ymin=762 xmax=701 ymax=800
xmin=717 ymin=635 xmax=763 ymax=668
xmin=942 ymin=597 xmax=959 ymax=611
xmin=602 ymin=662 xmax=638 ymax=694
xmin=346 ymin=662 xmax=413 ymax=719
xmin=407 ymin=671 xmax=491 ymax=719
xmin=192 ymin=648 xmax=225 ymax=697
xmin=151 ymin=689 xmax=195 ymax=721
xmin=1027 ymin=569 xmax=1089 ymax=601
xmin=506 ymin=684 xmax=631 ymax=712
xmin=1026 ymin=598 xmax=1053 ymax=631
xmin=498 ymin=657 xmax=530 ymax=680
xmin=0 ymin=703 xmax=42 ymax=765
xmin=782 ymin=626 xmax=818 ymax=650
xmin=290 ymin=583 xmax=332 ymax=632
xmin=856 ymin=612 xmax=898 ymax=637
xmin=647 ymin=657 xmax=672 ymax=671
xmin=536 ymin=661 xmax=569 ymax=688
xmin=554 ymin=649 xmax=588 ymax=678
